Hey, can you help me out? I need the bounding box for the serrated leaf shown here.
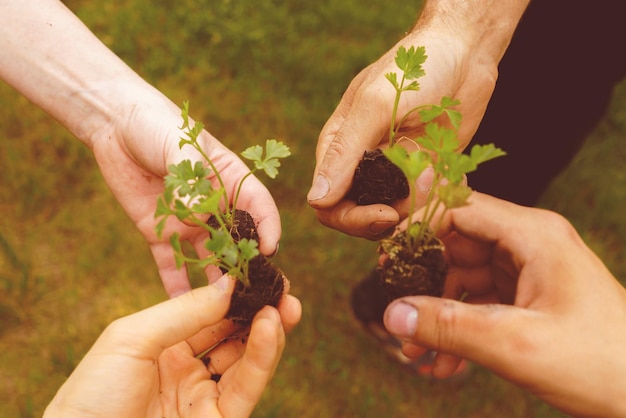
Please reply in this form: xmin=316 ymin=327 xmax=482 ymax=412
xmin=419 ymin=106 xmax=445 ymax=124
xmin=417 ymin=123 xmax=459 ymax=154
xmin=204 ymin=228 xmax=232 ymax=254
xmin=155 ymin=216 xmax=167 ymax=239
xmin=385 ymin=72 xmax=399 ymax=88
xmin=169 ymin=233 xmax=185 ymax=269
xmin=238 ymin=238 xmax=260 ymax=260
xmin=418 ymin=97 xmax=462 ymax=128
xmin=469 ymin=143 xmax=507 ymax=165
xmin=403 ymin=81 xmax=420 ymax=92
xmin=445 ymin=108 xmax=463 ymax=130
xmin=440 ymin=152 xmax=476 ymax=183
xmin=265 ymin=139 xmax=291 ymax=159
xmin=437 ymin=183 xmax=473 ymax=209
xmin=242 ymin=139 xmax=291 ymax=179
xmin=191 ymin=190 xmax=223 ymax=214
xmin=258 ymin=159 xmax=281 ymax=179
xmin=241 ymin=144 xmax=263 ymax=162
xmin=383 ymin=146 xmax=430 ymax=183
xmin=395 ymin=45 xmax=427 ymax=80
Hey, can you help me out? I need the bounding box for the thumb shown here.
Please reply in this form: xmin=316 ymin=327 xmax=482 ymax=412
xmin=383 ymin=297 xmax=524 ymax=369
xmin=101 ymin=274 xmax=236 ymax=358
xmin=308 ymin=105 xmax=390 ymax=208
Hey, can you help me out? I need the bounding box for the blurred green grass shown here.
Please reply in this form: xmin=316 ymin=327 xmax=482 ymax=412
xmin=1 ymin=1 xmax=624 ymax=417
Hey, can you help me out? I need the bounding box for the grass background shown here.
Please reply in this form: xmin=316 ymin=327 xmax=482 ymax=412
xmin=1 ymin=0 xmax=624 ymax=416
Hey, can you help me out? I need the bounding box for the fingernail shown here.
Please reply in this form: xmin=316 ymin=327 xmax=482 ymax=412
xmin=368 ymin=221 xmax=397 ymax=236
xmin=417 ymin=167 xmax=434 ymax=194
xmin=213 ymin=274 xmax=231 ymax=292
xmin=385 ymin=301 xmax=418 ymax=338
xmin=307 ymin=174 xmax=330 ymax=201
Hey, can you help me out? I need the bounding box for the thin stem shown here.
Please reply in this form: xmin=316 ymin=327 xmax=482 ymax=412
xmin=389 ymin=74 xmax=406 ymax=147
xmin=395 ymin=104 xmax=435 ymax=134
xmin=414 ymin=178 xmax=438 ymax=246
xmin=190 ymin=141 xmax=231 ymax=221
xmin=432 ymin=207 xmax=448 ymax=237
xmin=232 ymin=170 xmax=256 ymax=216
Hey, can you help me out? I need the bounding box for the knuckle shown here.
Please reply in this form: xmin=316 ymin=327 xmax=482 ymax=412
xmin=432 ymin=300 xmax=460 ymax=350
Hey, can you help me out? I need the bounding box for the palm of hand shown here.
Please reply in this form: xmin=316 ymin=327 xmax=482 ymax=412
xmin=146 ymin=342 xmax=229 ymax=417
xmin=90 ymin=102 xmax=280 ymax=296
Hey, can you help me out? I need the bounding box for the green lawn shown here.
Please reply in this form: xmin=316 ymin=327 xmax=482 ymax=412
xmin=1 ymin=1 xmax=624 ymax=417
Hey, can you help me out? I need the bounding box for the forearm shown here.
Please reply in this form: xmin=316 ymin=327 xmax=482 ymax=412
xmin=414 ymin=0 xmax=530 ymax=64
xmin=0 ymin=0 xmax=149 ymax=148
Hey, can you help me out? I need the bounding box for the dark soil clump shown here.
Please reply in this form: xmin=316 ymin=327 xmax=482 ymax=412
xmin=228 ymin=255 xmax=286 ymax=324
xmin=377 ymin=227 xmax=447 ymax=302
xmin=347 ymin=149 xmax=409 ymax=205
xmin=208 ymin=209 xmax=286 ymax=325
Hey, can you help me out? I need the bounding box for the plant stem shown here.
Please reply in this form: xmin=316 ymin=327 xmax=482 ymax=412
xmin=389 ymin=74 xmax=406 ymax=147
xmin=189 ymin=141 xmax=232 ymax=221
xmin=232 ymin=170 xmax=256 ymax=216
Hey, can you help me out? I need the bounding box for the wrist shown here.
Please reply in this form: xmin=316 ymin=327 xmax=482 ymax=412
xmin=413 ymin=0 xmax=530 ymax=65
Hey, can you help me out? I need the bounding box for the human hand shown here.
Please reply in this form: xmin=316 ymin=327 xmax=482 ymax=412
xmin=44 ymin=275 xmax=302 ymax=418
xmin=89 ymin=89 xmax=283 ymax=297
xmin=0 ymin=1 xmax=282 ymax=298
xmin=383 ymin=192 xmax=626 ymax=416
xmin=307 ymin=0 xmax=528 ymax=239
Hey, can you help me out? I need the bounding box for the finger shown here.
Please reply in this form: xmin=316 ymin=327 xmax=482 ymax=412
xmin=276 ymin=294 xmax=302 ymax=334
xmin=198 ymin=294 xmax=300 ymax=374
xmin=202 ymin=331 xmax=249 ymax=376
xmin=99 ymin=275 xmax=236 ymax=358
xmin=308 ymin=82 xmax=392 ymax=208
xmin=186 ymin=317 xmax=241 ymax=357
xmin=313 ymin=201 xmax=400 ymax=240
xmin=443 ymin=265 xmax=496 ymax=300
xmin=384 ymin=296 xmax=536 ymax=370
xmin=432 ymin=352 xmax=464 ymax=379
xmin=218 ymin=306 xmax=285 ymax=418
xmin=150 ymin=242 xmax=193 ymax=297
xmin=236 ymin=176 xmax=282 ymax=257
xmin=400 ymin=341 xmax=428 ymax=359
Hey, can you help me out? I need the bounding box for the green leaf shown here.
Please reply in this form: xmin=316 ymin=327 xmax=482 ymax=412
xmin=437 ymin=183 xmax=473 ymax=209
xmin=169 ymin=233 xmax=185 ymax=269
xmin=164 ymin=160 xmax=213 ymax=201
xmin=418 ymin=106 xmax=445 ymax=124
xmin=241 ymin=139 xmax=291 ymax=179
xmin=439 ymin=153 xmax=476 ymax=183
xmin=469 ymin=143 xmax=507 ymax=165
xmin=191 ymin=190 xmax=223 ymax=214
xmin=241 ymin=144 xmax=263 ymax=162
xmin=417 ymin=123 xmax=459 ymax=154
xmin=418 ymin=97 xmax=462 ymax=129
xmin=172 ymin=200 xmax=193 ymax=221
xmin=403 ymin=81 xmax=420 ymax=92
xmin=238 ymin=238 xmax=260 ymax=261
xmin=180 ymin=100 xmax=191 ymax=130
xmin=395 ymin=45 xmax=427 ymax=80
xmin=204 ymin=229 xmax=239 ymax=268
xmin=385 ymin=72 xmax=399 ymax=89
xmin=383 ymin=146 xmax=430 ymax=183
xmin=155 ymin=217 xmax=167 ymax=239
xmin=265 ymin=139 xmax=291 ymax=160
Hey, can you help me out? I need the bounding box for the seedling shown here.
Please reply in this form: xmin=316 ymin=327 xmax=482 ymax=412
xmin=383 ymin=45 xmax=506 ymax=248
xmin=384 ymin=128 xmax=505 ymax=250
xmin=155 ymin=101 xmax=291 ymax=288
xmin=368 ymin=46 xmax=506 ymax=301
xmin=347 ymin=46 xmax=468 ymax=205
xmin=385 ymin=46 xmax=461 ymax=147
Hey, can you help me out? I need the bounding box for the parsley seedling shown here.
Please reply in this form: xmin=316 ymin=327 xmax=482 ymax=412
xmin=383 ymin=46 xmax=505 ymax=249
xmin=155 ymin=102 xmax=290 ymax=287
